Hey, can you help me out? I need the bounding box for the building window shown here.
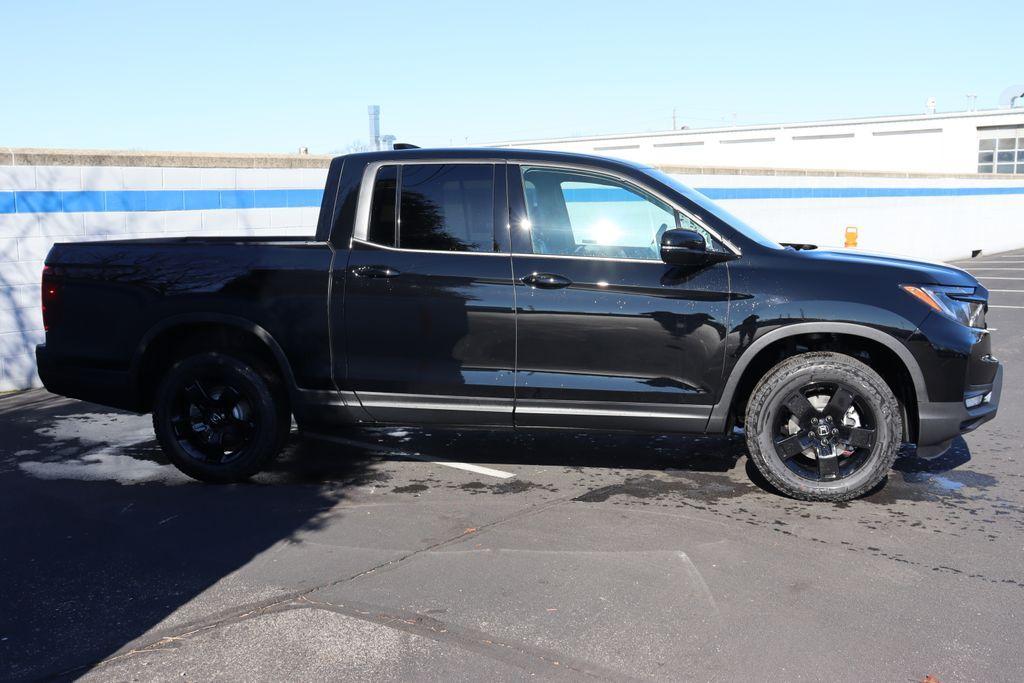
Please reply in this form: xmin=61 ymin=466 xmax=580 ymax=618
xmin=978 ymin=134 xmax=1024 ymax=174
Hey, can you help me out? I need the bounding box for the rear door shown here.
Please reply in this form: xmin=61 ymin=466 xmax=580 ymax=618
xmin=343 ymin=161 xmax=516 ymax=425
xmin=508 ymin=163 xmax=732 ymax=433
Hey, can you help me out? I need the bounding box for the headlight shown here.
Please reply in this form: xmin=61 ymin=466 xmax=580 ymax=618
xmin=900 ymin=284 xmax=986 ymax=328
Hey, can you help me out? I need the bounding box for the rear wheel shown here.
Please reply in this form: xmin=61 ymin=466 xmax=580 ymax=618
xmin=153 ymin=351 xmax=289 ymax=483
xmin=744 ymin=351 xmax=902 ymax=502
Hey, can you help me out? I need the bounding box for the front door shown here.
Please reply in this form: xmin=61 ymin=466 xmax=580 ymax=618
xmin=343 ymin=161 xmax=516 ymax=425
xmin=508 ymin=164 xmax=732 ymax=432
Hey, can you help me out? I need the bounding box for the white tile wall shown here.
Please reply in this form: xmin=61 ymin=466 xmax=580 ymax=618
xmin=1 ymin=352 xmax=42 ymax=392
xmin=164 ymin=211 xmax=203 ymax=233
xmin=237 ymin=208 xmax=271 ymax=230
xmin=202 ymin=210 xmax=238 ymax=232
xmin=200 ymin=168 xmax=237 ymax=189
xmin=0 ymin=329 xmax=44 ymax=357
xmin=0 ymin=306 xmax=42 ymax=334
xmin=39 ymin=213 xmax=85 ymax=237
xmin=125 ymin=212 xmax=165 ymax=234
xmin=122 ymin=167 xmax=163 ymax=189
xmin=35 ymin=166 xmax=81 ymax=190
xmin=0 ymin=239 xmax=18 ymax=263
xmin=235 ymin=168 xmax=271 ymax=189
xmin=80 ymin=166 xmax=124 ymax=190
xmin=0 ymin=214 xmax=40 ymax=239
xmin=270 ymin=207 xmax=304 ymax=228
xmin=0 ymin=284 xmax=40 ymax=309
xmin=0 ymin=166 xmax=36 ymax=190
xmin=163 ymin=167 xmax=202 ymax=188
xmin=85 ymin=212 xmax=128 ymax=237
xmin=15 ymin=237 xmax=54 ymax=262
xmin=2 ymin=260 xmax=45 ymax=286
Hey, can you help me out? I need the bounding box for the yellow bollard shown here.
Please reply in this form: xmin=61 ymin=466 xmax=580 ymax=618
xmin=844 ymin=226 xmax=858 ymax=248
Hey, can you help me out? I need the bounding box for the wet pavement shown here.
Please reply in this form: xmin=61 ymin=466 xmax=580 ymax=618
xmin=3 ymin=252 xmax=1024 ymax=681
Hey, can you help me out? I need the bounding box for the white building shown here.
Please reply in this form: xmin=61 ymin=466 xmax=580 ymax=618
xmin=490 ymin=108 xmax=1024 ymax=176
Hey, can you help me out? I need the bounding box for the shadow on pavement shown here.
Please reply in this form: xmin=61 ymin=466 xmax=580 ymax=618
xmin=0 ymin=396 xmax=377 ymax=681
xmin=0 ymin=392 xmax=986 ymax=680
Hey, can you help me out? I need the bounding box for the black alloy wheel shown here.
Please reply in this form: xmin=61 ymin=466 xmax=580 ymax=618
xmin=772 ymin=381 xmax=877 ymax=483
xmin=170 ymin=377 xmax=257 ymax=465
xmin=745 ymin=351 xmax=902 ymax=502
xmin=153 ymin=351 xmax=289 ymax=483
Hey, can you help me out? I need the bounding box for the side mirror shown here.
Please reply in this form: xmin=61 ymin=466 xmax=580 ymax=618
xmin=660 ymin=228 xmax=710 ymax=265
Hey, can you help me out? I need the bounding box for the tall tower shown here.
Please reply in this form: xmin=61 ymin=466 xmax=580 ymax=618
xmin=368 ymin=105 xmax=381 ymax=151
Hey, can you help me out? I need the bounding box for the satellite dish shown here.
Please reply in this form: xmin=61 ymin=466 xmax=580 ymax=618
xmin=998 ymin=85 xmax=1024 ymax=107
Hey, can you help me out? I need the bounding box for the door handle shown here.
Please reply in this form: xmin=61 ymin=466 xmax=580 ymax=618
xmin=521 ymin=272 xmax=572 ymax=289
xmin=351 ymin=265 xmax=401 ymax=279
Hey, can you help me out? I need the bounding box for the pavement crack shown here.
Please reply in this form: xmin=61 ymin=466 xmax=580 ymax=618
xmin=76 ymin=489 xmax=588 ymax=678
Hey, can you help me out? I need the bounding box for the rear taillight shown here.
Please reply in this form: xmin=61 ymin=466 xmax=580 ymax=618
xmin=41 ymin=266 xmax=58 ymax=331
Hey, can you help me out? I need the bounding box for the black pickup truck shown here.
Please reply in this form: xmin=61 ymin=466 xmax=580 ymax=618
xmin=37 ymin=148 xmax=1002 ymax=501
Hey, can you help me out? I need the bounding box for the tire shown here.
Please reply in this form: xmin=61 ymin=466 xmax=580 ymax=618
xmin=152 ymin=351 xmax=289 ymax=483
xmin=744 ymin=351 xmax=902 ymax=502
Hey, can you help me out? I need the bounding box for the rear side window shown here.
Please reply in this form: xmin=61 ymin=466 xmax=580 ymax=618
xmin=399 ymin=164 xmax=494 ymax=252
xmin=367 ymin=165 xmax=398 ymax=246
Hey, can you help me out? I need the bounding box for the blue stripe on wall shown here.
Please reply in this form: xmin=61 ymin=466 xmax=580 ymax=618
xmin=0 ymin=188 xmax=326 ymax=214
xmin=2 ymin=185 xmax=1024 ymax=215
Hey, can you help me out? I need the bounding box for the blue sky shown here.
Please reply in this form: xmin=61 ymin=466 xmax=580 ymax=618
xmin=3 ymin=0 xmax=1021 ymax=153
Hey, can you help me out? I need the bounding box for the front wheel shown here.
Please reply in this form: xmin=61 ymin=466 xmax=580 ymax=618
xmin=153 ymin=352 xmax=289 ymax=483
xmin=744 ymin=352 xmax=903 ymax=502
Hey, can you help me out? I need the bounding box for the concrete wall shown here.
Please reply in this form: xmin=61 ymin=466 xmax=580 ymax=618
xmin=2 ymin=148 xmax=1023 ymax=391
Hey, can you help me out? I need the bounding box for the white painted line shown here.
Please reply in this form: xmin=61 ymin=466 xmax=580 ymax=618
xmin=988 ymin=289 xmax=1024 ymax=293
xmin=966 ymin=268 xmax=1024 ymax=271
xmin=989 ymin=305 xmax=1024 ymax=309
xmin=401 ymin=454 xmax=516 ymax=479
xmin=303 ymin=430 xmax=517 ymax=479
xmin=977 ymin=276 xmax=1024 ymax=280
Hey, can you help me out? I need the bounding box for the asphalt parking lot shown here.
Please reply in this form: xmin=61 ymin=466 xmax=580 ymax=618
xmin=3 ymin=250 xmax=1024 ymax=682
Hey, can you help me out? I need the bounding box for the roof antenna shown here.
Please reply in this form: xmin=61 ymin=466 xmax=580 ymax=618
xmin=393 ymin=143 xmax=420 ymax=150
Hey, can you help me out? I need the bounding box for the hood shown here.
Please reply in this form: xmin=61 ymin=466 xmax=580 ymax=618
xmin=797 ymin=247 xmax=978 ymax=288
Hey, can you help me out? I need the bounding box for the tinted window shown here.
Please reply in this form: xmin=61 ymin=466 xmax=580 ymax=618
xmin=367 ymin=165 xmax=397 ymax=246
xmin=399 ymin=164 xmax=494 ymax=252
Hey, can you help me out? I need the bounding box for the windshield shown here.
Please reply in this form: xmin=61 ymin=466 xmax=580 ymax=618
xmin=643 ymin=168 xmax=783 ymax=250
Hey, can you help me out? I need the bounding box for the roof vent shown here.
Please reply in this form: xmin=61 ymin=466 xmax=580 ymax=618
xmin=999 ymin=85 xmax=1024 ymax=108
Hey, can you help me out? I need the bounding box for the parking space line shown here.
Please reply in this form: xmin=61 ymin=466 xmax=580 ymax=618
xmin=976 ymin=276 xmax=1024 ymax=280
xmin=989 ymin=305 xmax=1024 ymax=309
xmin=988 ymin=289 xmax=1024 ymax=293
xmin=400 ymin=454 xmax=516 ymax=479
xmin=303 ymin=431 xmax=516 ymax=479
xmin=965 ymin=268 xmax=1024 ymax=271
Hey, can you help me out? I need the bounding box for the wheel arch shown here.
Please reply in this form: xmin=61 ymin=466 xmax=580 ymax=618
xmin=129 ymin=313 xmax=299 ymax=412
xmin=708 ymin=322 xmax=927 ymax=439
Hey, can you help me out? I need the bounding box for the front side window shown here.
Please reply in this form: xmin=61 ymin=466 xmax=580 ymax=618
xmin=399 ymin=164 xmax=494 ymax=252
xmin=520 ymin=167 xmax=721 ymax=260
